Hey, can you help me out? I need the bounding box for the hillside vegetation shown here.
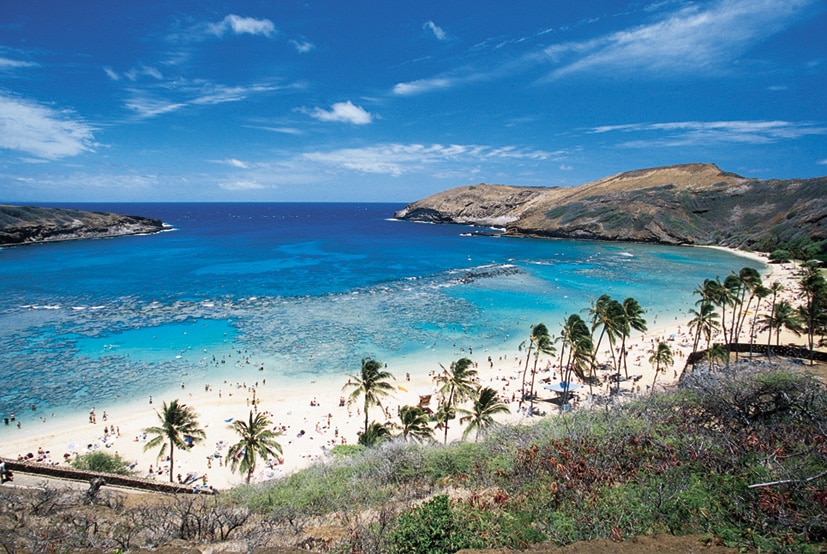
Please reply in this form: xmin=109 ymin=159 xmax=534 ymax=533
xmin=395 ymin=163 xmax=827 ymax=257
xmin=0 ymin=205 xmax=165 ymax=246
xmin=2 ymin=362 xmax=825 ymax=553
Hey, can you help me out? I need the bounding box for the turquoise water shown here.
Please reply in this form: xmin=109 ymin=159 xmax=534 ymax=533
xmin=0 ymin=203 xmax=762 ymax=433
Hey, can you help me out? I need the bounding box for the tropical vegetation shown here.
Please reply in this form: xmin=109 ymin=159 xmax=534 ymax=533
xmin=227 ymin=410 xmax=283 ymax=483
xmin=142 ymin=399 xmax=206 ymax=483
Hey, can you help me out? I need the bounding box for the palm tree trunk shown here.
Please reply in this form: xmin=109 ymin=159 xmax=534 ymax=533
xmin=168 ymin=439 xmax=175 ymax=483
xmin=529 ymin=355 xmax=540 ymax=414
xmin=363 ymin=400 xmax=369 ymax=438
xmin=519 ymin=343 xmax=533 ymax=411
xmin=651 ymin=360 xmax=660 ymax=391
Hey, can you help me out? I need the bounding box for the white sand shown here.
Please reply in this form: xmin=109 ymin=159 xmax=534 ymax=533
xmin=0 ymin=247 xmax=805 ymax=490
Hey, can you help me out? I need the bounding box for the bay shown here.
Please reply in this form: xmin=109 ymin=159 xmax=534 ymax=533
xmin=0 ymin=203 xmax=761 ymax=433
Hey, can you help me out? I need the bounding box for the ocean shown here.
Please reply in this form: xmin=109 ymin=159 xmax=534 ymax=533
xmin=0 ymin=203 xmax=762 ymax=433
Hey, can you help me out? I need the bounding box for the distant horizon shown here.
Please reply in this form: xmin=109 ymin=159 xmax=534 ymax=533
xmin=2 ymin=1 xmax=825 ymax=202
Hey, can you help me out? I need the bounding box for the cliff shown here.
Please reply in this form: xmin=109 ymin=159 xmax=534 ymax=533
xmin=395 ymin=163 xmax=827 ymax=251
xmin=0 ymin=205 xmax=166 ymax=246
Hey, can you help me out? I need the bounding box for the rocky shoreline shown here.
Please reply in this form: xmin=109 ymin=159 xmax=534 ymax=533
xmin=0 ymin=205 xmax=166 ymax=246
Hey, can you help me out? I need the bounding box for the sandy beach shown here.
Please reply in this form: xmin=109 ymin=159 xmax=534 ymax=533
xmin=0 ymin=247 xmax=806 ymax=490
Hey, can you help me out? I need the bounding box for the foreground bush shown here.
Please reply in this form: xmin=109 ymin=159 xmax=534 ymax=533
xmin=70 ymin=451 xmax=135 ymax=476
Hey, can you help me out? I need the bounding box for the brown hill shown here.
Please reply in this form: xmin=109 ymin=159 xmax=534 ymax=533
xmin=0 ymin=205 xmax=166 ymax=246
xmin=395 ymin=163 xmax=827 ymax=251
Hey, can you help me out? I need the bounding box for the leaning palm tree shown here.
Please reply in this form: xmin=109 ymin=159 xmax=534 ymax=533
xmin=227 ymin=410 xmax=283 ymax=483
xmin=142 ymin=399 xmax=206 ymax=483
xmin=648 ymin=341 xmax=674 ymax=391
xmin=343 ymin=358 xmax=395 ymax=438
xmin=458 ymin=387 xmax=510 ymax=442
xmin=398 ymin=405 xmax=434 ymax=443
xmin=434 ymin=357 xmax=479 ymax=444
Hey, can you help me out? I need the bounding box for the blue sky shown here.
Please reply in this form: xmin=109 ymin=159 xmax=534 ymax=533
xmin=0 ymin=0 xmax=825 ymax=202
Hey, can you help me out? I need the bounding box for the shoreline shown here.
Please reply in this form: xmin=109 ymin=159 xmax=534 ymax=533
xmin=1 ymin=247 xmax=808 ymax=491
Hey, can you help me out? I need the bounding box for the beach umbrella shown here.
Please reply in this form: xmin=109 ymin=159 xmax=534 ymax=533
xmin=543 ymin=381 xmax=581 ymax=393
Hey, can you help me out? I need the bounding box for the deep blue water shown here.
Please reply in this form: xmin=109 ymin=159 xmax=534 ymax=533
xmin=0 ymin=203 xmax=762 ymax=430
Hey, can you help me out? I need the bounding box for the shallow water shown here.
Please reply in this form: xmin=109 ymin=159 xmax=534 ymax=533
xmin=0 ymin=203 xmax=762 ymax=434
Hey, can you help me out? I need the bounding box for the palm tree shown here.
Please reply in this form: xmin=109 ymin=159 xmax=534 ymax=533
xmin=559 ymin=313 xmax=593 ymax=404
xmin=434 ymin=357 xmax=479 ymax=444
xmin=748 ymin=283 xmax=771 ymax=355
xmin=648 ymin=341 xmax=674 ymax=391
xmin=528 ymin=332 xmax=556 ymax=414
xmin=586 ymin=295 xmax=622 ymax=387
xmin=142 ymin=399 xmax=206 ymax=483
xmin=798 ymin=261 xmax=827 ymax=362
xmin=518 ymin=323 xmax=550 ymax=411
xmin=343 ymin=358 xmax=395 ymax=439
xmin=618 ymin=298 xmax=647 ymax=379
xmin=731 ymin=267 xmax=762 ymax=348
xmin=458 ymin=387 xmax=510 ymax=442
xmin=359 ymin=421 xmax=394 ymax=447
xmin=227 ymin=410 xmax=283 ymax=483
xmin=398 ymin=405 xmax=434 ymax=443
xmin=706 ymin=343 xmax=729 ymax=371
xmin=688 ymin=300 xmax=719 ymax=365
xmin=770 ymin=300 xmax=803 ymax=345
xmin=762 ymin=281 xmax=785 ymax=356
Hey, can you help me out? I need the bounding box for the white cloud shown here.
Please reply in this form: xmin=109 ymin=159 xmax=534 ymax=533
xmin=309 ymin=101 xmax=373 ymax=125
xmin=393 ymin=77 xmax=453 ymax=95
xmin=223 ymin=158 xmax=250 ymax=169
xmin=543 ymin=0 xmax=814 ymax=79
xmin=817 ymin=159 xmax=827 ymax=165
xmin=208 ymin=15 xmax=276 ymax=37
xmin=219 ymin=179 xmax=267 ymax=191
xmin=289 ymin=39 xmax=315 ymax=53
xmin=0 ymin=95 xmax=96 ymax=159
xmin=393 ymin=0 xmax=816 ymax=95
xmin=589 ymin=120 xmax=827 ymax=147
xmin=303 ymin=143 xmax=560 ymax=176
xmin=0 ymin=57 xmax=37 ymax=69
xmin=424 ymin=20 xmax=447 ymax=41
xmin=123 ymin=82 xmax=284 ymax=119
xmin=125 ymin=93 xmax=186 ymax=118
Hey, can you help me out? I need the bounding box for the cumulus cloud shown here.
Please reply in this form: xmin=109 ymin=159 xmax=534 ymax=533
xmin=208 ymin=15 xmax=276 ymax=37
xmin=424 ymin=20 xmax=447 ymax=40
xmin=309 ymin=101 xmax=373 ymax=124
xmin=0 ymin=95 xmax=96 ymax=159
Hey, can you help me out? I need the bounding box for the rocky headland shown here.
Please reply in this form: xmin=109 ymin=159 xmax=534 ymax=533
xmin=0 ymin=205 xmax=166 ymax=246
xmin=395 ymin=163 xmax=827 ymax=252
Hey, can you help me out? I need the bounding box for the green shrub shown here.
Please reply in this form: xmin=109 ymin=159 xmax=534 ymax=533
xmin=389 ymin=495 xmax=481 ymax=554
xmin=70 ymin=451 xmax=135 ymax=475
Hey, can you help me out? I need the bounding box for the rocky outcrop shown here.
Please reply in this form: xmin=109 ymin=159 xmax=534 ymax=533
xmin=395 ymin=163 xmax=827 ymax=251
xmin=0 ymin=205 xmax=166 ymax=246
